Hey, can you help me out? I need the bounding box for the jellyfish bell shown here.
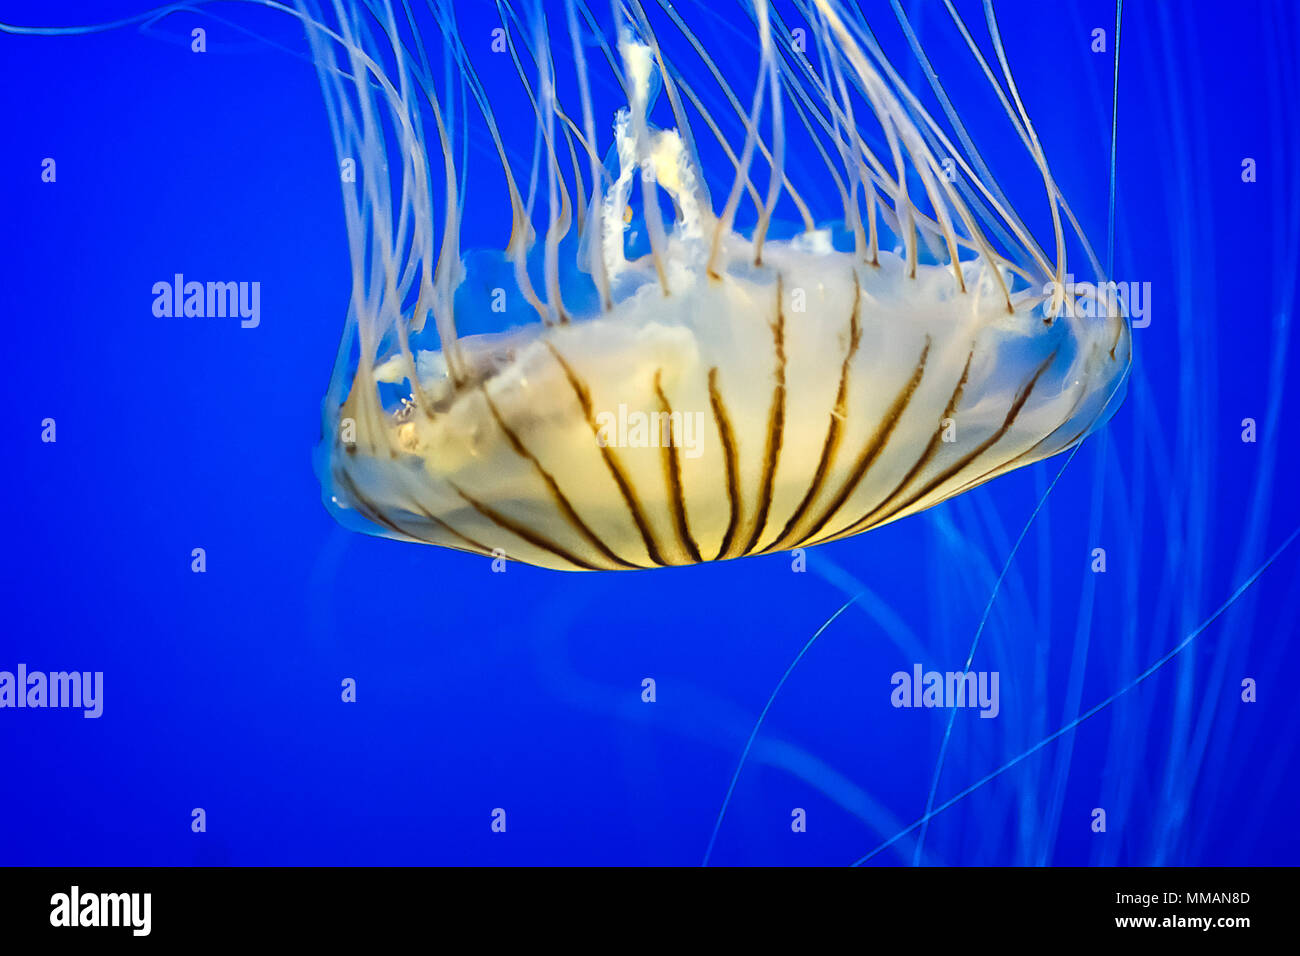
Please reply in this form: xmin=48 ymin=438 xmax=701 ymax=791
xmin=309 ymin=0 xmax=1131 ymax=571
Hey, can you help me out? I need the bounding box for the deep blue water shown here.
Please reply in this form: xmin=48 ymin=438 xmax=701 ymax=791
xmin=2 ymin=0 xmax=1298 ymax=866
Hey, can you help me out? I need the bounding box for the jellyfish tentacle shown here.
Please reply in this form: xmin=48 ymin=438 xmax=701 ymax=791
xmin=889 ymin=0 xmax=1049 ymax=284
xmin=300 ymin=3 xmax=431 ymax=438
xmin=815 ymin=7 xmax=871 ymax=262
xmin=655 ymin=0 xmax=814 ymax=235
xmin=771 ymin=3 xmax=1045 ymax=291
xmin=566 ymin=0 xmax=612 ymax=311
xmin=817 ymin=5 xmax=880 ymax=264
xmin=787 ymin=8 xmax=866 ymax=258
xmin=705 ymin=2 xmax=770 ymax=279
xmin=499 ymin=0 xmax=581 ymax=323
xmin=649 ymin=2 xmax=772 ymax=230
xmin=494 ymin=3 xmax=569 ymax=323
xmin=819 ymin=1 xmax=921 ymax=277
xmin=818 ymin=0 xmax=982 ymax=296
xmin=749 ymin=0 xmax=786 ymax=266
xmin=434 ymin=6 xmax=546 ymax=325
xmin=982 ymin=0 xmax=1068 ymax=308
xmin=814 ymin=0 xmax=1024 ymax=306
xmin=749 ymin=0 xmax=831 ymax=236
xmin=536 ymin=6 xmax=575 ymax=324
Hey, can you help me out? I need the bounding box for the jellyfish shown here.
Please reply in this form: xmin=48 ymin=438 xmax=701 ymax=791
xmin=305 ymin=0 xmax=1132 ymax=571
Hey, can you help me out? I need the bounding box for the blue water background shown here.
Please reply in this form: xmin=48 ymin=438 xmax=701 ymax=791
xmin=2 ymin=0 xmax=1297 ymax=865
